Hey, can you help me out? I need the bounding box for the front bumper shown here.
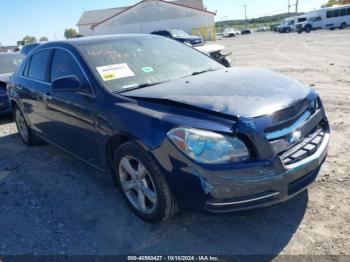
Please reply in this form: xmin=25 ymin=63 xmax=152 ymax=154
xmin=205 ymin=131 xmax=329 ymax=212
xmin=153 ymin=123 xmax=329 ymax=213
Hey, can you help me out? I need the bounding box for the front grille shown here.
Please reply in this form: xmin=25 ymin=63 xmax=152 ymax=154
xmin=281 ymin=124 xmax=326 ymax=165
xmin=265 ymin=97 xmax=326 ymax=165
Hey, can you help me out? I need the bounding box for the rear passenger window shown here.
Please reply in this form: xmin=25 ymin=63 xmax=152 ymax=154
xmin=28 ymin=50 xmax=51 ymax=82
xmin=347 ymin=8 xmax=350 ymax=16
xmin=327 ymin=11 xmax=333 ymax=18
xmin=333 ymin=9 xmax=340 ymax=17
xmin=50 ymin=49 xmax=84 ymax=82
xmin=340 ymin=9 xmax=346 ymax=16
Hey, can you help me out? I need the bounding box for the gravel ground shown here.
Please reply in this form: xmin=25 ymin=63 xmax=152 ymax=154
xmin=0 ymin=30 xmax=349 ymax=256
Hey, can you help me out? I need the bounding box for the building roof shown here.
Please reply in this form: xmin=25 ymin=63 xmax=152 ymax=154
xmin=77 ymin=0 xmax=213 ymax=27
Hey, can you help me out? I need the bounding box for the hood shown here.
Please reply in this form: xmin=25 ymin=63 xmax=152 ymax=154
xmin=0 ymin=73 xmax=11 ymax=83
xmin=175 ymin=35 xmax=202 ymax=42
xmin=122 ymin=68 xmax=311 ymax=118
xmin=195 ymin=44 xmax=225 ymax=54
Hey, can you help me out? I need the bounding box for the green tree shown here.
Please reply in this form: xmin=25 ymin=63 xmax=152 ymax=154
xmin=22 ymin=35 xmax=37 ymax=44
xmin=39 ymin=36 xmax=49 ymax=42
xmin=64 ymin=28 xmax=78 ymax=39
xmin=323 ymin=0 xmax=350 ymax=6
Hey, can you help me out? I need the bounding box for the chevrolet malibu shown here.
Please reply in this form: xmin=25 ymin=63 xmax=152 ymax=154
xmin=7 ymin=35 xmax=330 ymax=223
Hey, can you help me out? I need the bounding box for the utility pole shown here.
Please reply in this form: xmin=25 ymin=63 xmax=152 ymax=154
xmin=288 ymin=0 xmax=291 ymax=14
xmin=243 ymin=4 xmax=247 ymax=25
xmin=295 ymin=0 xmax=299 ymax=13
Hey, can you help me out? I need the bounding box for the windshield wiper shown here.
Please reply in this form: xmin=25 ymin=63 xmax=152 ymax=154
xmin=191 ymin=68 xmax=218 ymax=76
xmin=116 ymin=81 xmax=166 ymax=93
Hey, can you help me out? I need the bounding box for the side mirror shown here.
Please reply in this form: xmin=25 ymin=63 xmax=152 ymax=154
xmin=52 ymin=75 xmax=82 ymax=92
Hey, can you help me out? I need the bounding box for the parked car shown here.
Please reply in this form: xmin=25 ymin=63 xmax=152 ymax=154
xmin=0 ymin=53 xmax=24 ymax=115
xmin=151 ymin=29 xmax=229 ymax=67
xmin=298 ymin=15 xmax=324 ymax=33
xmin=256 ymin=25 xmax=267 ymax=32
xmin=20 ymin=43 xmax=41 ymax=56
xmin=7 ymin=35 xmax=330 ymax=223
xmin=151 ymin=29 xmax=203 ymax=46
xmin=241 ymin=28 xmax=252 ymax=35
xmin=223 ymin=28 xmax=238 ymax=37
xmin=195 ymin=44 xmax=231 ymax=67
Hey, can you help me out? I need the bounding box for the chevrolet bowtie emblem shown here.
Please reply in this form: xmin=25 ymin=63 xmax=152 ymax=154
xmin=289 ymin=131 xmax=302 ymax=144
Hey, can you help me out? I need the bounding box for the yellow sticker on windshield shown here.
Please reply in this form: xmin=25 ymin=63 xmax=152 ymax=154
xmin=96 ymin=63 xmax=135 ymax=81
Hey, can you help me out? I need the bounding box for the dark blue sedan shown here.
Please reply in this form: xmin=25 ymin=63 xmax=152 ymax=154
xmin=7 ymin=35 xmax=330 ymax=223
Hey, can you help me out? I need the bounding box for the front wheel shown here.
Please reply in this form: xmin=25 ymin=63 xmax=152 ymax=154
xmin=340 ymin=23 xmax=347 ymax=29
xmin=114 ymin=141 xmax=178 ymax=223
xmin=305 ymin=25 xmax=312 ymax=33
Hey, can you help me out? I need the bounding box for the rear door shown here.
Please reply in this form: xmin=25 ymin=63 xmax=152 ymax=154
xmin=43 ymin=48 xmax=102 ymax=167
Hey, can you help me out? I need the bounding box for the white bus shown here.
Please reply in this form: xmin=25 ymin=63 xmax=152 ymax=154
xmin=297 ymin=4 xmax=350 ymax=33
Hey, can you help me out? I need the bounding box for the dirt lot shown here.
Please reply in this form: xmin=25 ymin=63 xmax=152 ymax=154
xmin=0 ymin=30 xmax=349 ymax=256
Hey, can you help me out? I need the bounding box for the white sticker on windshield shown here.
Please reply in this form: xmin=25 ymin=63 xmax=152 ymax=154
xmin=96 ymin=63 xmax=135 ymax=81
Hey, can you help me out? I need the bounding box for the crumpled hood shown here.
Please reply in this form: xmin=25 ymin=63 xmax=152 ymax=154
xmin=122 ymin=68 xmax=311 ymax=118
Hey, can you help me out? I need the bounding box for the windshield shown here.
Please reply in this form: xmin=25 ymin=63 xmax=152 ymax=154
xmin=169 ymin=29 xmax=189 ymax=38
xmin=81 ymin=36 xmax=224 ymax=93
xmin=0 ymin=54 xmax=24 ymax=74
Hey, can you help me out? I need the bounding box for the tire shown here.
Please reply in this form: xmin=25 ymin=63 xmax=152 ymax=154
xmin=297 ymin=30 xmax=302 ymax=34
xmin=113 ymin=141 xmax=178 ymax=223
xmin=13 ymin=105 xmax=42 ymax=146
xmin=340 ymin=23 xmax=347 ymax=29
xmin=305 ymin=25 xmax=312 ymax=33
xmin=286 ymin=28 xmax=291 ymax=33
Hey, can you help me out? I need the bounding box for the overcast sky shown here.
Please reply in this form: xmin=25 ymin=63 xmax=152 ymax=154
xmin=0 ymin=0 xmax=327 ymax=46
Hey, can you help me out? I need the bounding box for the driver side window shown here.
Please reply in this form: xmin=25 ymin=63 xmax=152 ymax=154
xmin=50 ymin=49 xmax=85 ymax=83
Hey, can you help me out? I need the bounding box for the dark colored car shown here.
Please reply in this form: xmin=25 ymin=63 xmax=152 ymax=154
xmin=20 ymin=43 xmax=41 ymax=56
xmin=0 ymin=53 xmax=24 ymax=115
xmin=151 ymin=29 xmax=203 ymax=46
xmin=7 ymin=35 xmax=330 ymax=223
xmin=241 ymin=28 xmax=252 ymax=35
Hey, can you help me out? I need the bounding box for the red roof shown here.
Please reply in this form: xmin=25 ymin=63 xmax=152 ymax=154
xmin=92 ymin=0 xmax=216 ymax=29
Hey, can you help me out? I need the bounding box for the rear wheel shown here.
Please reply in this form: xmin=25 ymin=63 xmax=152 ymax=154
xmin=340 ymin=23 xmax=347 ymax=29
xmin=14 ymin=105 xmax=41 ymax=146
xmin=305 ymin=25 xmax=312 ymax=33
xmin=114 ymin=141 xmax=178 ymax=223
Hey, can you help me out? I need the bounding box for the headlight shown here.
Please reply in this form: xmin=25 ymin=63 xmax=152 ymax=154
xmin=167 ymin=127 xmax=250 ymax=164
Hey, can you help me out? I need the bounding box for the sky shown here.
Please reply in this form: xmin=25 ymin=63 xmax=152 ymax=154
xmin=0 ymin=0 xmax=327 ymax=46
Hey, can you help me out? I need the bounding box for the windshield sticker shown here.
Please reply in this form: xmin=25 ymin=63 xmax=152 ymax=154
xmin=96 ymin=63 xmax=135 ymax=81
xmin=142 ymin=67 xmax=154 ymax=73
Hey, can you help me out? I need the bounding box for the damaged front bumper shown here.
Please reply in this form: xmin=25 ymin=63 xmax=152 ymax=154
xmin=153 ymin=125 xmax=330 ymax=213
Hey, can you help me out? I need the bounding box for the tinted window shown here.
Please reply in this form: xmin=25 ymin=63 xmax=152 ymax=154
xmin=28 ymin=50 xmax=51 ymax=81
xmin=0 ymin=54 xmax=24 ymax=74
xmin=340 ymin=9 xmax=346 ymax=16
xmin=327 ymin=11 xmax=333 ymax=18
xmin=347 ymin=8 xmax=350 ymax=15
xmin=50 ymin=49 xmax=84 ymax=82
xmin=333 ymin=9 xmax=340 ymax=17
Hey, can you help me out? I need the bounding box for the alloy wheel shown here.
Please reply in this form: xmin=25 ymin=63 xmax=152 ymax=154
xmin=15 ymin=109 xmax=29 ymax=142
xmin=119 ymin=156 xmax=157 ymax=214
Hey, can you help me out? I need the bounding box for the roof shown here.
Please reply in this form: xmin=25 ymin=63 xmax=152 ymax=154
xmin=77 ymin=6 xmax=129 ymax=26
xmin=77 ymin=0 xmax=214 ymax=27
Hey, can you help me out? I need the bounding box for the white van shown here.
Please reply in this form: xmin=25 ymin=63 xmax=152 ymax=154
xmin=279 ymin=15 xmax=307 ymax=33
xmin=297 ymin=4 xmax=350 ymax=33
